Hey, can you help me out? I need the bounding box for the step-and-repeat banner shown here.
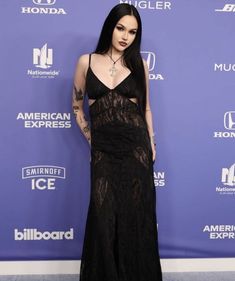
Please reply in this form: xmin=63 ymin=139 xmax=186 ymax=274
xmin=0 ymin=0 xmax=234 ymax=261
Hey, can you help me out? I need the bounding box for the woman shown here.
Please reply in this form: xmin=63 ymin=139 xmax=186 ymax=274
xmin=72 ymin=3 xmax=162 ymax=281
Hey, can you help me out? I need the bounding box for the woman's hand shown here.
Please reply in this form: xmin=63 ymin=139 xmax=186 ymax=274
xmin=151 ymin=141 xmax=156 ymax=162
xmin=149 ymin=132 xmax=156 ymax=163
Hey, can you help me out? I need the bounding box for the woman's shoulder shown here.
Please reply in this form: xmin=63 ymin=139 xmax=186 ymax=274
xmin=77 ymin=53 xmax=104 ymax=68
xmin=78 ymin=52 xmax=100 ymax=63
xmin=75 ymin=53 xmax=92 ymax=75
xmin=77 ymin=53 xmax=90 ymax=67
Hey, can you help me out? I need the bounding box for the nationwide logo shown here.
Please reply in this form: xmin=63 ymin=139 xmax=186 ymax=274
xmin=154 ymin=171 xmax=166 ymax=187
xmin=27 ymin=43 xmax=60 ymax=79
xmin=214 ymin=111 xmax=235 ymax=138
xmin=215 ymin=4 xmax=235 ymax=12
xmin=22 ymin=165 xmax=66 ymax=190
xmin=15 ymin=228 xmax=74 ymax=240
xmin=119 ymin=0 xmax=172 ymax=10
xmin=141 ymin=51 xmax=164 ymax=80
xmin=222 ymin=164 xmax=235 ymax=186
xmin=21 ymin=0 xmax=67 ymax=15
xmin=16 ymin=112 xmax=71 ymax=128
xmin=203 ymin=225 xmax=235 ymax=239
xmin=34 ymin=43 xmax=52 ymax=69
xmin=214 ymin=63 xmax=235 ymax=72
xmin=216 ymin=163 xmax=235 ymax=195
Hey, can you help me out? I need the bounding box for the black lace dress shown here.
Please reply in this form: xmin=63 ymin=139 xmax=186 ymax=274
xmin=79 ymin=54 xmax=162 ymax=281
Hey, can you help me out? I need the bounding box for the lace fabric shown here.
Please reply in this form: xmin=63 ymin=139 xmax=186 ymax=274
xmin=79 ymin=54 xmax=162 ymax=281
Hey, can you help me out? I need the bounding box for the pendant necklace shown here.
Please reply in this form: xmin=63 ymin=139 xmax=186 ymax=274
xmin=107 ymin=50 xmax=123 ymax=77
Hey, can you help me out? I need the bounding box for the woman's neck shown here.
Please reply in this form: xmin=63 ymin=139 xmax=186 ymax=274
xmin=107 ymin=47 xmax=123 ymax=60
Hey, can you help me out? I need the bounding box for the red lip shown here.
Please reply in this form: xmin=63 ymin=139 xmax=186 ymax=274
xmin=119 ymin=41 xmax=127 ymax=47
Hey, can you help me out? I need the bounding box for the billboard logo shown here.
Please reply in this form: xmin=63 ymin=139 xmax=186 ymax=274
xmin=141 ymin=51 xmax=164 ymax=80
xmin=33 ymin=43 xmax=53 ymax=69
xmin=22 ymin=165 xmax=66 ymax=190
xmin=224 ymin=111 xmax=235 ymax=130
xmin=222 ymin=164 xmax=235 ymax=186
xmin=213 ymin=112 xmax=235 ymax=138
xmin=33 ymin=0 xmax=56 ymax=5
xmin=15 ymin=228 xmax=74 ymax=240
xmin=215 ymin=4 xmax=235 ymax=12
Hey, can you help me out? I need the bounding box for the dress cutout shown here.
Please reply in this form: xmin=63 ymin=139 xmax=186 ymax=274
xmin=79 ymin=53 xmax=162 ymax=281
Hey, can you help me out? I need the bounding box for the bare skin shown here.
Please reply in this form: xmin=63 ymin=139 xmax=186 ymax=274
xmin=72 ymin=15 xmax=156 ymax=161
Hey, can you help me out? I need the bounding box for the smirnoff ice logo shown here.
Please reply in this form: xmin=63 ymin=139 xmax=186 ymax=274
xmin=22 ymin=165 xmax=66 ymax=190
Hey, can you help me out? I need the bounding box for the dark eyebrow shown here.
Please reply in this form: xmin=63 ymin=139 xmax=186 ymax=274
xmin=117 ymin=23 xmax=137 ymax=31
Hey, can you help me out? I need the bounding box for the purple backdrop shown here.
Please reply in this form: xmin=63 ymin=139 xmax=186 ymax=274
xmin=0 ymin=0 xmax=234 ymax=261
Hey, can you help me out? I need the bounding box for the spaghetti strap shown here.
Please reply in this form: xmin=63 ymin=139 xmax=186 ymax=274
xmin=88 ymin=53 xmax=91 ymax=67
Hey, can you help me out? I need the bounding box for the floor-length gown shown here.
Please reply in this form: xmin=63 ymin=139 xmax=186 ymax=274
xmin=79 ymin=53 xmax=162 ymax=281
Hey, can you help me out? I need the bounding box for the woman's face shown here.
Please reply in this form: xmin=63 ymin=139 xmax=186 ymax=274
xmin=111 ymin=15 xmax=138 ymax=53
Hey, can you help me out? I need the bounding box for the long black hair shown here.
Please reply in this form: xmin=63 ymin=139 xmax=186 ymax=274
xmin=95 ymin=3 xmax=146 ymax=121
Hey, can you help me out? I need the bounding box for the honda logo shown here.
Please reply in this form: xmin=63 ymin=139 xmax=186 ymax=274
xmin=33 ymin=0 xmax=56 ymax=5
xmin=141 ymin=51 xmax=156 ymax=71
xmin=224 ymin=111 xmax=235 ymax=130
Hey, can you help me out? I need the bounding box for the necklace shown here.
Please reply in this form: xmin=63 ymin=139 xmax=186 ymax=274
xmin=107 ymin=50 xmax=123 ymax=77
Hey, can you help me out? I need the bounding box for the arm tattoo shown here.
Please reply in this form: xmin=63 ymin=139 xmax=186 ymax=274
xmin=73 ymin=105 xmax=79 ymax=116
xmin=83 ymin=125 xmax=90 ymax=134
xmin=83 ymin=124 xmax=91 ymax=142
xmin=72 ymin=84 xmax=91 ymax=143
xmin=74 ymin=84 xmax=84 ymax=101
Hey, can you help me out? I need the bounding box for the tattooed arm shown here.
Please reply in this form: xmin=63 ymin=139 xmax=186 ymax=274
xmin=72 ymin=55 xmax=91 ymax=146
